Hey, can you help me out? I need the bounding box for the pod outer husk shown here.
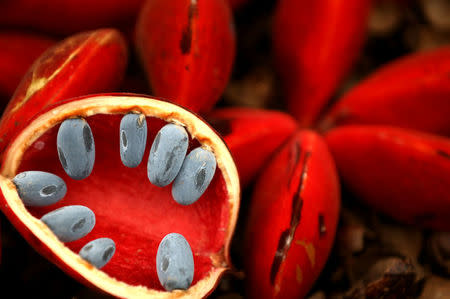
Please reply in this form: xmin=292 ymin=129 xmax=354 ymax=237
xmin=320 ymin=47 xmax=450 ymax=137
xmin=207 ymin=108 xmax=298 ymax=187
xmin=245 ymin=130 xmax=340 ymax=298
xmin=0 ymin=0 xmax=145 ymax=35
xmin=0 ymin=94 xmax=240 ymax=298
xmin=136 ymin=0 xmax=236 ymax=114
xmin=0 ymin=31 xmax=55 ymax=102
xmin=0 ymin=28 xmax=128 ymax=158
xmin=273 ymin=0 xmax=371 ymax=127
xmin=325 ymin=125 xmax=450 ymax=230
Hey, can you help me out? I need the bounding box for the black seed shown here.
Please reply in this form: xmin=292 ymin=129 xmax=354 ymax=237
xmin=84 ymin=244 xmax=93 ymax=251
xmin=121 ymin=130 xmax=128 ymax=148
xmin=41 ymin=185 xmax=57 ymax=196
xmin=58 ymin=147 xmax=68 ymax=169
xmin=83 ymin=125 xmax=93 ymax=152
xmin=162 ymin=257 xmax=169 ymax=271
xmin=72 ymin=218 xmax=86 ymax=232
xmin=195 ymin=168 xmax=206 ymax=190
xmin=103 ymin=246 xmax=114 ymax=262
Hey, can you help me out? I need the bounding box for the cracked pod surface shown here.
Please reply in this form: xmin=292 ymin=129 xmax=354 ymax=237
xmin=273 ymin=0 xmax=371 ymax=127
xmin=320 ymin=47 xmax=450 ymax=137
xmin=136 ymin=0 xmax=236 ymax=113
xmin=326 ymin=125 xmax=450 ymax=231
xmin=207 ymin=108 xmax=298 ymax=187
xmin=245 ymin=131 xmax=340 ymax=298
xmin=0 ymin=28 xmax=128 ymax=157
xmin=0 ymin=94 xmax=240 ymax=298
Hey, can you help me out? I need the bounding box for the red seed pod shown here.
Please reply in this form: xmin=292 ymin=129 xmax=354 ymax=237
xmin=320 ymin=47 xmax=450 ymax=137
xmin=0 ymin=0 xmax=145 ymax=35
xmin=0 ymin=94 xmax=240 ymax=297
xmin=325 ymin=125 xmax=450 ymax=230
xmin=273 ymin=0 xmax=371 ymax=127
xmin=0 ymin=29 xmax=128 ymax=157
xmin=136 ymin=0 xmax=236 ymax=113
xmin=0 ymin=31 xmax=55 ymax=102
xmin=245 ymin=131 xmax=340 ymax=298
xmin=207 ymin=108 xmax=298 ymax=187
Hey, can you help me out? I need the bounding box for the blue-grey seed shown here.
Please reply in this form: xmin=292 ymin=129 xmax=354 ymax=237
xmin=79 ymin=238 xmax=115 ymax=269
xmin=57 ymin=118 xmax=95 ymax=180
xmin=120 ymin=113 xmax=147 ymax=168
xmin=172 ymin=147 xmax=216 ymax=205
xmin=12 ymin=171 xmax=67 ymax=207
xmin=156 ymin=233 xmax=194 ymax=291
xmin=41 ymin=205 xmax=95 ymax=242
xmin=147 ymin=124 xmax=189 ymax=187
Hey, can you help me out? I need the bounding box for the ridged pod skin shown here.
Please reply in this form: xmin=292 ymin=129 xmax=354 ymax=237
xmin=0 ymin=94 xmax=240 ymax=298
xmin=0 ymin=31 xmax=55 ymax=102
xmin=325 ymin=125 xmax=450 ymax=231
xmin=320 ymin=47 xmax=450 ymax=137
xmin=245 ymin=131 xmax=340 ymax=298
xmin=206 ymin=108 xmax=298 ymax=187
xmin=0 ymin=28 xmax=128 ymax=157
xmin=0 ymin=0 xmax=145 ymax=35
xmin=136 ymin=0 xmax=236 ymax=113
xmin=273 ymin=0 xmax=371 ymax=127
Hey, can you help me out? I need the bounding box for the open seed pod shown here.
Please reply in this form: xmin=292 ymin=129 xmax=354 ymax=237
xmin=245 ymin=131 xmax=340 ymax=298
xmin=0 ymin=94 xmax=240 ymax=298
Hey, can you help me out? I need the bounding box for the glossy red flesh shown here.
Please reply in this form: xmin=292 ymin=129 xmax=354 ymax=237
xmin=0 ymin=0 xmax=145 ymax=35
xmin=0 ymin=31 xmax=55 ymax=102
xmin=273 ymin=0 xmax=371 ymax=127
xmin=15 ymin=115 xmax=229 ymax=290
xmin=136 ymin=0 xmax=236 ymax=113
xmin=326 ymin=125 xmax=450 ymax=230
xmin=207 ymin=108 xmax=298 ymax=187
xmin=245 ymin=131 xmax=340 ymax=298
xmin=0 ymin=29 xmax=127 ymax=157
xmin=321 ymin=47 xmax=450 ymax=137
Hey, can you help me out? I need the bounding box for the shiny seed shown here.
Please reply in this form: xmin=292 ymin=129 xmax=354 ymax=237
xmin=147 ymin=124 xmax=189 ymax=187
xmin=79 ymin=238 xmax=116 ymax=269
xmin=156 ymin=233 xmax=194 ymax=291
xmin=57 ymin=118 xmax=95 ymax=180
xmin=13 ymin=171 xmax=67 ymax=207
xmin=172 ymin=147 xmax=216 ymax=205
xmin=41 ymin=205 xmax=95 ymax=242
xmin=120 ymin=113 xmax=147 ymax=168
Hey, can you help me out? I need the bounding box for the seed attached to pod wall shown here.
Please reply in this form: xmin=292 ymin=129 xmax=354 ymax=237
xmin=57 ymin=118 xmax=95 ymax=180
xmin=156 ymin=233 xmax=194 ymax=291
xmin=172 ymin=147 xmax=217 ymax=205
xmin=148 ymin=124 xmax=189 ymax=187
xmin=120 ymin=113 xmax=147 ymax=168
xmin=13 ymin=171 xmax=66 ymax=207
xmin=41 ymin=205 xmax=96 ymax=242
xmin=79 ymin=238 xmax=116 ymax=269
